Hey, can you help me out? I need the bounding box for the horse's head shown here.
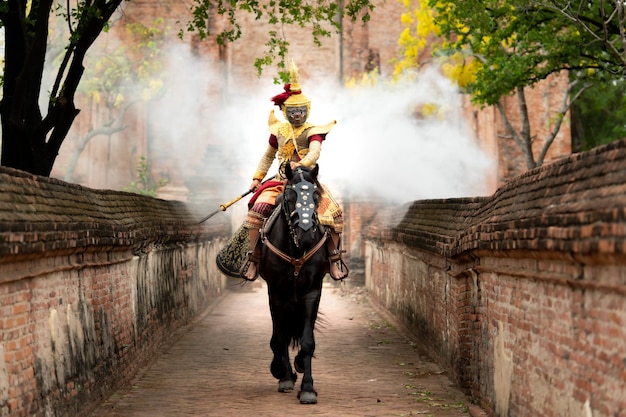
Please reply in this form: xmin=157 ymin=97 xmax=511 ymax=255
xmin=282 ymin=164 xmax=321 ymax=250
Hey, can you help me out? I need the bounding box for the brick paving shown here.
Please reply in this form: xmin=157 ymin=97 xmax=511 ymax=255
xmin=90 ymin=281 xmax=486 ymax=417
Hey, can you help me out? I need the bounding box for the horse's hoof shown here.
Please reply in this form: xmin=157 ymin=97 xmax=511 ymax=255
xmin=278 ymin=380 xmax=294 ymax=392
xmin=298 ymin=391 xmax=318 ymax=404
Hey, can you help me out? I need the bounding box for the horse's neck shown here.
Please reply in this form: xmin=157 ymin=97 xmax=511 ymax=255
xmin=267 ymin=212 xmax=323 ymax=256
xmin=262 ymin=206 xmax=282 ymax=235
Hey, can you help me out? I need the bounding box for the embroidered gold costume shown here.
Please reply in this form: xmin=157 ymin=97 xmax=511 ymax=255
xmin=252 ymin=111 xmax=336 ymax=180
xmin=217 ymin=60 xmax=348 ymax=281
xmin=244 ymin=61 xmax=343 ymax=233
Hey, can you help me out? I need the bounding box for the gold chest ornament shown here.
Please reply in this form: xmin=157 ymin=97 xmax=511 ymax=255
xmin=268 ymin=109 xmax=336 ymax=163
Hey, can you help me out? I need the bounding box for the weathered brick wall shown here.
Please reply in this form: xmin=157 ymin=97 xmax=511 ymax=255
xmin=363 ymin=139 xmax=626 ymax=417
xmin=0 ymin=167 xmax=230 ymax=417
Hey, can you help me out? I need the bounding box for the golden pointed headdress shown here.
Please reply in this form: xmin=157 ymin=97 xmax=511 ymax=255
xmin=270 ymin=60 xmax=311 ymax=112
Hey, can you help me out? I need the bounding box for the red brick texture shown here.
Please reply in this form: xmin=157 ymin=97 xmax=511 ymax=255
xmin=363 ymin=138 xmax=626 ymax=417
xmin=2 ymin=139 xmax=622 ymax=417
xmin=0 ymin=167 xmax=230 ymax=417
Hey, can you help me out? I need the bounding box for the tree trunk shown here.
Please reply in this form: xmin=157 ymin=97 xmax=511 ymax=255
xmin=0 ymin=0 xmax=120 ymax=177
xmin=0 ymin=97 xmax=80 ymax=177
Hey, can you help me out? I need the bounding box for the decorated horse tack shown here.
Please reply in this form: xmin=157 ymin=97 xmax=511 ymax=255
xmin=260 ymin=168 xmax=329 ymax=276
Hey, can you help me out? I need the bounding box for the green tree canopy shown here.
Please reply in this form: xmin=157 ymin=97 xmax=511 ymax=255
xmin=407 ymin=0 xmax=626 ymax=170
xmin=430 ymin=0 xmax=626 ymax=105
xmin=571 ymin=79 xmax=626 ymax=152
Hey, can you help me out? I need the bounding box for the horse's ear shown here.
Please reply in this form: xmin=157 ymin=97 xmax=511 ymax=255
xmin=311 ymin=164 xmax=319 ymax=179
xmin=285 ymin=162 xmax=293 ymax=179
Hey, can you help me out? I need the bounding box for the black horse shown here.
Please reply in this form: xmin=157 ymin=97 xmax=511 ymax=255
xmin=258 ymin=164 xmax=329 ymax=404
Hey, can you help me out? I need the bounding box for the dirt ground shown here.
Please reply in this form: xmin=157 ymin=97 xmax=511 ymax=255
xmin=89 ymin=280 xmax=487 ymax=417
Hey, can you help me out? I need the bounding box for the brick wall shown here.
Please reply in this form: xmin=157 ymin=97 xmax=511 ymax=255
xmin=363 ymin=138 xmax=626 ymax=417
xmin=0 ymin=167 xmax=230 ymax=417
xmin=2 ymin=123 xmax=622 ymax=417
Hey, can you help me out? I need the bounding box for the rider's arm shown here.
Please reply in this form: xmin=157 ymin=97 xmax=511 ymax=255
xmin=252 ymin=136 xmax=278 ymax=181
xmin=299 ymin=135 xmax=323 ymax=168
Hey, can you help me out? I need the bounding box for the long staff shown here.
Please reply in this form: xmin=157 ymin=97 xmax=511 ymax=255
xmin=197 ymin=176 xmax=274 ymax=224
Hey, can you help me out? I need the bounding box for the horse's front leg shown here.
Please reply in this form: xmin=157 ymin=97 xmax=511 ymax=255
xmin=270 ymin=334 xmax=296 ymax=392
xmin=269 ymin=299 xmax=297 ymax=392
xmin=295 ymin=290 xmax=321 ymax=404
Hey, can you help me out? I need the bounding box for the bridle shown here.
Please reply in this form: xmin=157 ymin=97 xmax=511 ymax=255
xmin=261 ymin=168 xmax=329 ymax=276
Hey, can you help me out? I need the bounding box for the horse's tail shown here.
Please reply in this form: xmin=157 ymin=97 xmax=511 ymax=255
xmin=283 ymin=300 xmax=304 ymax=348
xmin=285 ymin=302 xmax=327 ymax=348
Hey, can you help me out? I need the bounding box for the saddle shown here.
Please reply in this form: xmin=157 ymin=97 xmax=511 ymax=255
xmin=214 ymin=206 xmax=284 ymax=278
xmin=216 ymin=205 xmax=348 ymax=280
xmin=262 ymin=204 xmax=282 ymax=236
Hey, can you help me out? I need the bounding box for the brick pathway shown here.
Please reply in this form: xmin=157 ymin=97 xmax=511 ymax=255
xmin=90 ymin=281 xmax=486 ymax=417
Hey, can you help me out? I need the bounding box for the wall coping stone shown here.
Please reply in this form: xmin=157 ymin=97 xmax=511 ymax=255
xmin=0 ymin=166 xmax=229 ymax=264
xmin=365 ymin=138 xmax=626 ymax=261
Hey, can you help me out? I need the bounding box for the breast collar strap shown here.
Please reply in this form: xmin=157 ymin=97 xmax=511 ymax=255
xmin=261 ymin=231 xmax=329 ymax=276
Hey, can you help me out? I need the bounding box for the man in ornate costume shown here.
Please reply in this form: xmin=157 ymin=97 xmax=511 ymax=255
xmin=241 ymin=60 xmax=348 ymax=281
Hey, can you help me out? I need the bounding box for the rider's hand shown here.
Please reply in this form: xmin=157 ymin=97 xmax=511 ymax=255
xmin=290 ymin=162 xmax=301 ymax=170
xmin=250 ymin=179 xmax=261 ymax=192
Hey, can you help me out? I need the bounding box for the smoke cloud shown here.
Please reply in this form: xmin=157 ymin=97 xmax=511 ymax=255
xmin=190 ymin=63 xmax=495 ymax=205
xmin=57 ymin=39 xmax=493 ymax=208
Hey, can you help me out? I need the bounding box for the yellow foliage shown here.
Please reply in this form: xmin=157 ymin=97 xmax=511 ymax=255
xmin=421 ymin=102 xmax=440 ymax=117
xmin=416 ymin=6 xmax=437 ymax=39
xmin=142 ymin=79 xmax=164 ymax=101
xmin=398 ymin=27 xmax=414 ymax=49
xmin=501 ymin=33 xmax=516 ymax=49
xmin=440 ymin=52 xmax=480 ymax=88
xmin=345 ymin=68 xmax=380 ymax=89
xmin=400 ymin=12 xmax=414 ymax=26
xmin=393 ymin=0 xmax=481 ymax=91
xmin=394 ymin=0 xmax=444 ymax=77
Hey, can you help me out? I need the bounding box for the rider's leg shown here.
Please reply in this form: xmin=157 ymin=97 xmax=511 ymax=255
xmin=241 ymin=203 xmax=271 ymax=281
xmin=241 ymin=226 xmax=261 ymax=281
xmin=327 ymin=230 xmax=349 ymax=280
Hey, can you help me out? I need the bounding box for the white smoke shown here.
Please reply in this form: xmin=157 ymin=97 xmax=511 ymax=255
xmin=194 ymin=65 xmax=494 ymax=205
xmin=57 ymin=37 xmax=493 ymax=206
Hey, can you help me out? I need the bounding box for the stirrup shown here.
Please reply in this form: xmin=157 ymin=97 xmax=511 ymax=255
xmin=240 ymin=251 xmax=260 ymax=281
xmin=328 ymin=249 xmax=349 ymax=281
